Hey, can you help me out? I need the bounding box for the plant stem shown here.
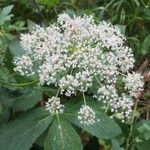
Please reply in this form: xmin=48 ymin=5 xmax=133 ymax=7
xmin=56 ymin=88 xmax=60 ymax=97
xmin=83 ymin=92 xmax=87 ymax=105
xmin=125 ymin=98 xmax=139 ymax=150
xmin=95 ymin=75 xmax=102 ymax=86
xmin=0 ymin=80 xmax=39 ymax=87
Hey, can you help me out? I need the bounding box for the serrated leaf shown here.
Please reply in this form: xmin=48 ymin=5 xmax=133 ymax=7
xmin=44 ymin=117 xmax=82 ymax=150
xmin=13 ymin=88 xmax=43 ymax=111
xmin=0 ymin=108 xmax=54 ymax=150
xmin=64 ymin=98 xmax=121 ymax=139
xmin=0 ymin=5 xmax=14 ymax=16
xmin=0 ymin=5 xmax=14 ymax=25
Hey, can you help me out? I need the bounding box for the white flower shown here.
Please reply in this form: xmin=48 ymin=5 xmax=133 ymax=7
xmin=45 ymin=97 xmax=64 ymax=114
xmin=77 ymin=105 xmax=97 ymax=125
xmin=96 ymin=85 xmax=118 ymax=103
xmin=13 ymin=13 xmax=141 ymax=123
xmin=111 ymin=94 xmax=133 ymax=122
xmin=75 ymin=70 xmax=93 ymax=92
xmin=58 ymin=75 xmax=79 ymax=96
xmin=123 ymin=72 xmax=144 ymax=97
xmin=39 ymin=54 xmax=66 ymax=85
xmin=14 ymin=55 xmax=34 ymax=76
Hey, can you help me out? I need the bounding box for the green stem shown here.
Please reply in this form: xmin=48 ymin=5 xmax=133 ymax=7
xmin=56 ymin=113 xmax=64 ymax=146
xmin=0 ymin=80 xmax=39 ymax=87
xmin=56 ymin=88 xmax=60 ymax=97
xmin=95 ymin=75 xmax=102 ymax=86
xmin=105 ymin=103 xmax=110 ymax=113
xmin=83 ymin=92 xmax=87 ymax=105
xmin=125 ymin=99 xmax=139 ymax=150
xmin=119 ymin=72 xmax=127 ymax=77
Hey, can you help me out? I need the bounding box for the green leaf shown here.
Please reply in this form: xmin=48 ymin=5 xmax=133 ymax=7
xmin=44 ymin=117 xmax=82 ymax=150
xmin=137 ymin=123 xmax=150 ymax=140
xmin=13 ymin=88 xmax=43 ymax=111
xmin=116 ymin=25 xmax=126 ymax=35
xmin=0 ymin=108 xmax=53 ymax=150
xmin=143 ymin=8 xmax=150 ymax=21
xmin=64 ymin=98 xmax=121 ymax=139
xmin=0 ymin=5 xmax=14 ymax=25
xmin=133 ymin=120 xmax=150 ymax=150
xmin=8 ymin=39 xmax=25 ymax=57
xmin=0 ymin=103 xmax=3 ymax=114
xmin=0 ymin=88 xmax=21 ymax=108
xmin=134 ymin=140 xmax=150 ymax=150
xmin=27 ymin=19 xmax=37 ymax=32
xmin=111 ymin=139 xmax=121 ymax=150
xmin=141 ymin=34 xmax=150 ymax=55
xmin=0 ymin=108 xmax=10 ymax=128
xmin=0 ymin=5 xmax=14 ymax=16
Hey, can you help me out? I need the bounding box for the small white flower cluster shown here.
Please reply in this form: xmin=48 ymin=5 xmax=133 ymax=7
xmin=113 ymin=94 xmax=133 ymax=122
xmin=78 ymin=105 xmax=97 ymax=125
xmin=45 ymin=97 xmax=64 ymax=114
xmin=95 ymin=85 xmax=133 ymax=122
xmin=96 ymin=85 xmax=118 ymax=103
xmin=123 ymin=72 xmax=144 ymax=97
xmin=14 ymin=55 xmax=34 ymax=76
xmin=13 ymin=13 xmax=144 ymax=124
xmin=59 ymin=75 xmax=79 ymax=96
xmin=39 ymin=54 xmax=66 ymax=85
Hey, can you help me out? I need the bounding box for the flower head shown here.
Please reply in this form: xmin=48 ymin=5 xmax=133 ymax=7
xmin=123 ymin=72 xmax=144 ymax=97
xmin=13 ymin=13 xmax=142 ymax=123
xmin=77 ymin=105 xmax=97 ymax=125
xmin=45 ymin=97 xmax=64 ymax=114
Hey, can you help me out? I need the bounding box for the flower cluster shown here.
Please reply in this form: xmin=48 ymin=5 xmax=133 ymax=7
xmin=45 ymin=97 xmax=64 ymax=114
xmin=14 ymin=55 xmax=34 ymax=76
xmin=13 ymin=13 xmax=144 ymax=124
xmin=123 ymin=72 xmax=144 ymax=98
xmin=78 ymin=105 xmax=97 ymax=125
xmin=95 ymin=85 xmax=133 ymax=122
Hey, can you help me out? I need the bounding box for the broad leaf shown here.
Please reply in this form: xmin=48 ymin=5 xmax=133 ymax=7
xmin=111 ymin=139 xmax=121 ymax=150
xmin=133 ymin=120 xmax=150 ymax=150
xmin=8 ymin=39 xmax=25 ymax=57
xmin=13 ymin=88 xmax=43 ymax=111
xmin=134 ymin=140 xmax=150 ymax=150
xmin=44 ymin=117 xmax=82 ymax=150
xmin=0 ymin=88 xmax=21 ymax=108
xmin=141 ymin=34 xmax=150 ymax=55
xmin=0 ymin=108 xmax=53 ymax=150
xmin=64 ymin=98 xmax=121 ymax=139
xmin=0 ymin=5 xmax=14 ymax=25
xmin=137 ymin=123 xmax=150 ymax=140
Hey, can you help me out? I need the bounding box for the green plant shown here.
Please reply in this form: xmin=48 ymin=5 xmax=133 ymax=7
xmin=0 ymin=1 xmax=150 ymax=150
